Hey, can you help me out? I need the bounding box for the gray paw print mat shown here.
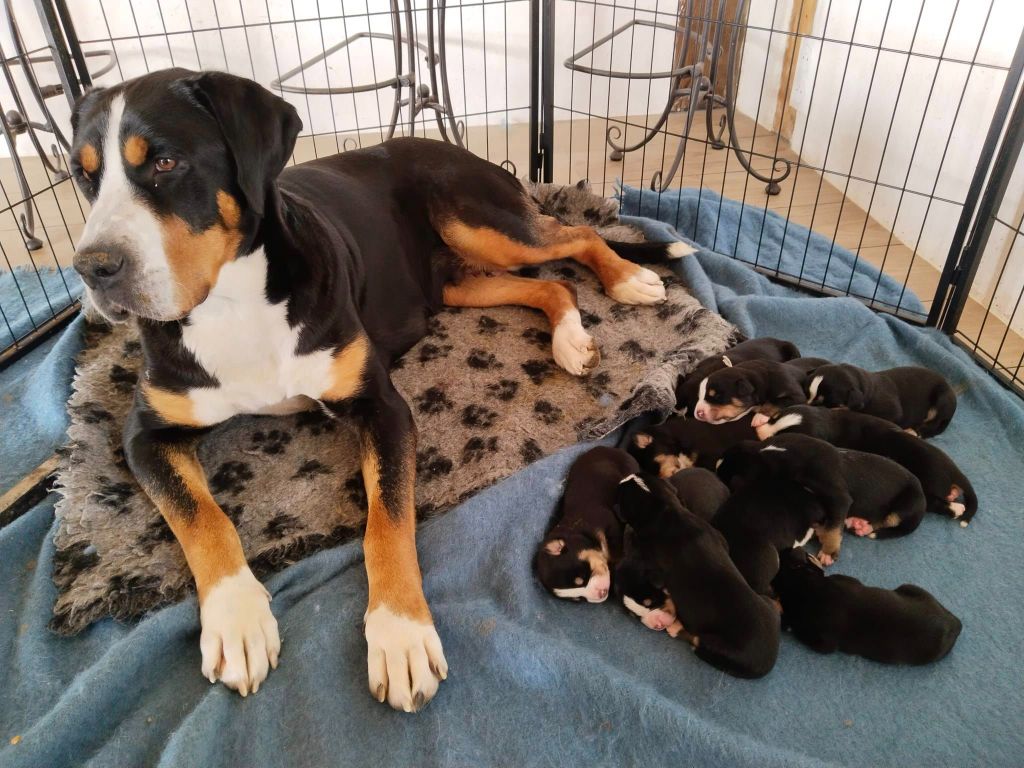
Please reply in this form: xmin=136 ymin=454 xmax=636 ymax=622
xmin=51 ymin=259 xmax=736 ymax=634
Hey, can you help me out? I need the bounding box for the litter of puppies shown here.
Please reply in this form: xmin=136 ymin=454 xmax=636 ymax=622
xmin=535 ymin=338 xmax=967 ymax=677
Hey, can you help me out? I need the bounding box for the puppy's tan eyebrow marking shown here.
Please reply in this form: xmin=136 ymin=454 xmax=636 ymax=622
xmin=80 ymin=143 xmax=100 ymax=173
xmin=123 ymin=135 xmax=149 ymax=166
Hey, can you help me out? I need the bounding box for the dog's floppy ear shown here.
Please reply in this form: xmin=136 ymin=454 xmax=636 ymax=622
xmin=846 ymin=384 xmax=866 ymax=411
xmin=736 ymin=377 xmax=755 ymax=396
xmin=542 ymin=538 xmax=565 ymax=556
xmin=70 ymin=86 xmax=107 ymax=135
xmin=181 ymin=71 xmax=302 ymax=217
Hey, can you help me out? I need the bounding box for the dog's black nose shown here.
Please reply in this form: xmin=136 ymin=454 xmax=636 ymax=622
xmin=73 ymin=246 xmax=125 ymax=287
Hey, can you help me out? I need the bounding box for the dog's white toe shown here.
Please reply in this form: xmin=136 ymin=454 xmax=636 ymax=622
xmin=552 ymin=309 xmax=600 ymax=376
xmin=365 ymin=606 xmax=447 ymax=712
xmin=199 ymin=567 xmax=279 ymax=697
xmin=609 ymin=268 xmax=667 ymax=305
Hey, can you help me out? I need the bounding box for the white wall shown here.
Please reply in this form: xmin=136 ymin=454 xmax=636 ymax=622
xmin=784 ymin=0 xmax=1024 ymax=331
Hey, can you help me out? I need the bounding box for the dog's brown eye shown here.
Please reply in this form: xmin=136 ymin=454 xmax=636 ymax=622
xmin=155 ymin=157 xmax=176 ymax=172
xmin=574 ymin=577 xmax=584 ymax=586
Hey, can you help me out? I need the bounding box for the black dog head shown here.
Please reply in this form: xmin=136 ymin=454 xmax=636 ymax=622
xmin=615 ymin=472 xmax=683 ymax=534
xmin=805 ymin=364 xmax=866 ymax=410
xmin=535 ymin=528 xmax=612 ymax=603
xmin=693 ymin=366 xmax=759 ymax=424
xmin=70 ymin=69 xmax=302 ymax=323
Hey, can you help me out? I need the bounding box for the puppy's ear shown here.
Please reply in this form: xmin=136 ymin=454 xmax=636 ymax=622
xmin=736 ymin=377 xmax=755 ymax=396
xmin=181 ymin=71 xmax=302 ymax=216
xmin=633 ymin=432 xmax=653 ymax=449
xmin=543 ymin=538 xmax=566 ymax=556
xmin=847 ymin=385 xmax=866 ymax=411
xmin=70 ymin=86 xmax=107 ymax=135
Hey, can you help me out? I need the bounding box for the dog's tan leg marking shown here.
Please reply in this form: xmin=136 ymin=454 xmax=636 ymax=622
xmin=815 ymin=524 xmax=843 ymax=567
xmin=443 ymin=272 xmax=600 ymax=375
xmin=146 ymin=446 xmax=279 ymax=696
xmin=439 ymin=218 xmax=665 ymax=305
xmin=323 ymin=333 xmax=371 ymax=401
xmin=361 ymin=435 xmax=447 ymax=712
xmin=141 ymin=382 xmax=208 ymax=428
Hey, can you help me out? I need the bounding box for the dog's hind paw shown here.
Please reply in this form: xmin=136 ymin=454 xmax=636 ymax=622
xmin=608 ymin=267 xmax=666 ymax=305
xmin=199 ymin=567 xmax=280 ymax=697
xmin=552 ymin=310 xmax=600 ymax=376
xmin=844 ymin=517 xmax=874 ymax=537
xmin=365 ymin=606 xmax=447 ymax=713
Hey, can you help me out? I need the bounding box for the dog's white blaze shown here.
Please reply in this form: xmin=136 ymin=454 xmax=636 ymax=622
xmin=182 ymin=248 xmax=338 ymax=423
xmin=622 ymin=594 xmax=651 ymax=618
xmin=553 ymin=586 xmax=590 ymax=599
xmin=666 ymin=241 xmax=696 ymax=259
xmin=807 ymin=374 xmax=824 ymax=404
xmin=793 ymin=527 xmax=814 ymax=547
xmin=761 ymin=445 xmax=786 ymax=453
xmin=762 ymin=412 xmax=804 ymax=437
xmin=620 ymin=473 xmax=651 ymax=492
xmin=722 ymin=355 xmax=733 ymax=367
xmin=77 ymin=95 xmax=177 ymax=317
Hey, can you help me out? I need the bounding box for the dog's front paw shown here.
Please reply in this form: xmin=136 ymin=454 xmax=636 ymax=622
xmin=844 ymin=516 xmax=874 ymax=537
xmin=817 ymin=551 xmax=836 ymax=567
xmin=608 ymin=267 xmax=666 ymax=305
xmin=365 ymin=606 xmax=447 ymax=712
xmin=552 ymin=309 xmax=600 ymax=376
xmin=199 ymin=567 xmax=280 ymax=696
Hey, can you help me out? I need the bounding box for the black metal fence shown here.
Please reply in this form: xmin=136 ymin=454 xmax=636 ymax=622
xmin=1 ymin=0 xmax=1023 ymax=395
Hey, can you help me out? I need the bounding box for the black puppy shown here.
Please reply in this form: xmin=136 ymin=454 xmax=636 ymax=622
xmin=630 ymin=416 xmax=757 ymax=476
xmin=759 ymin=434 xmax=926 ymax=540
xmin=617 ymin=473 xmax=780 ymax=678
xmin=675 ymin=337 xmax=801 ymax=413
xmin=716 ymin=436 xmax=852 ymax=567
xmin=693 ymin=357 xmax=831 ymax=424
xmin=615 ymin=555 xmax=682 ymax=634
xmin=773 ymin=548 xmax=962 ymax=665
xmin=805 ymin=363 xmax=957 ymax=437
xmin=535 ymin=447 xmax=638 ymax=602
xmin=667 ymin=467 xmax=730 ymax=521
xmin=754 ymin=406 xmax=977 ymax=525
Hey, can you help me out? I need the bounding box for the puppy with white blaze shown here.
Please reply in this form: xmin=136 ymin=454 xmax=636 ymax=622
xmin=69 ymin=68 xmax=678 ymax=709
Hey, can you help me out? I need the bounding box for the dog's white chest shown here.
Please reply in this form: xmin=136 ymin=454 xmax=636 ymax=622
xmin=180 ymin=250 xmax=333 ymax=423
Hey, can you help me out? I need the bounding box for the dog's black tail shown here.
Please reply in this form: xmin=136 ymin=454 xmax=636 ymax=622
xmin=871 ymin=481 xmax=927 ymax=540
xmin=606 ymin=239 xmax=696 ymax=264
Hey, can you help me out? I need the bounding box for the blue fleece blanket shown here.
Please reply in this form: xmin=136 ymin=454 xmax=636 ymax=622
xmin=2 ymin=195 xmax=1022 ymax=767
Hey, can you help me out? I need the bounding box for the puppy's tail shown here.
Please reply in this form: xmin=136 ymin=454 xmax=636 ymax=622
xmin=606 ymin=239 xmax=696 ymax=264
xmin=871 ymin=482 xmax=927 ymax=540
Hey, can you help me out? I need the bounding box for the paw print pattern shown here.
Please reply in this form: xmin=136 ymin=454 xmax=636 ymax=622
xmin=93 ymin=476 xmax=135 ymax=510
xmin=71 ymin=403 xmax=113 ymax=424
xmin=426 ymin=316 xmax=450 ymax=339
xmin=140 ymin=515 xmax=176 ymax=546
xmin=619 ymin=339 xmax=656 ymax=363
xmin=477 ymin=315 xmax=506 ymax=335
xmin=462 ymin=404 xmax=499 ymax=429
xmin=418 ymin=342 xmax=454 ymax=364
xmin=611 ymin=304 xmax=639 ymax=321
xmin=210 ymin=461 xmax=254 ymax=496
xmin=580 ymin=310 xmax=602 ymax=328
xmin=554 ymin=265 xmax=578 ymax=280
xmin=522 ymin=327 xmax=552 ymax=349
xmin=522 ymin=359 xmax=553 ymax=385
xmin=251 ymin=429 xmax=293 ymax=455
xmin=415 ymin=386 xmax=455 ymax=414
xmin=344 ymin=472 xmax=367 ymax=507
xmin=462 ymin=436 xmax=499 ymax=464
xmin=533 ymin=400 xmax=564 ymax=424
xmin=417 ymin=447 xmax=454 ymax=482
xmin=264 ymin=513 xmax=302 ymax=540
xmin=521 ymin=438 xmax=544 ymax=464
xmin=108 ymin=364 xmax=138 ymax=394
xmin=517 ymin=266 xmax=541 ymax=279
xmin=656 ymin=302 xmax=684 ymax=320
xmin=467 ymin=349 xmax=503 ymax=370
xmin=292 ymin=459 xmax=332 ymax=480
xmin=222 ymin=503 xmax=246 ymax=525
xmin=295 ymin=410 xmax=337 ymax=436
xmin=485 ymin=379 xmax=519 ymax=401
xmin=585 ymin=371 xmax=616 ymax=399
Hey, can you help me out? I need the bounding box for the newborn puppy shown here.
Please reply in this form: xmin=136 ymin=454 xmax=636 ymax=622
xmin=759 ymin=434 xmax=926 ymax=540
xmin=630 ymin=416 xmax=757 ymax=477
xmin=535 ymin=446 xmax=638 ymax=602
xmin=754 ymin=406 xmax=977 ymax=525
xmin=693 ymin=358 xmax=830 ymax=424
xmin=773 ymin=548 xmax=962 ymax=665
xmin=676 ymin=337 xmax=802 ymax=413
xmin=805 ymin=363 xmax=957 ymax=437
xmin=617 ymin=473 xmax=780 ymax=678
xmin=667 ymin=467 xmax=730 ymax=521
xmin=615 ymin=555 xmax=681 ymax=634
xmin=716 ymin=436 xmax=852 ymax=566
